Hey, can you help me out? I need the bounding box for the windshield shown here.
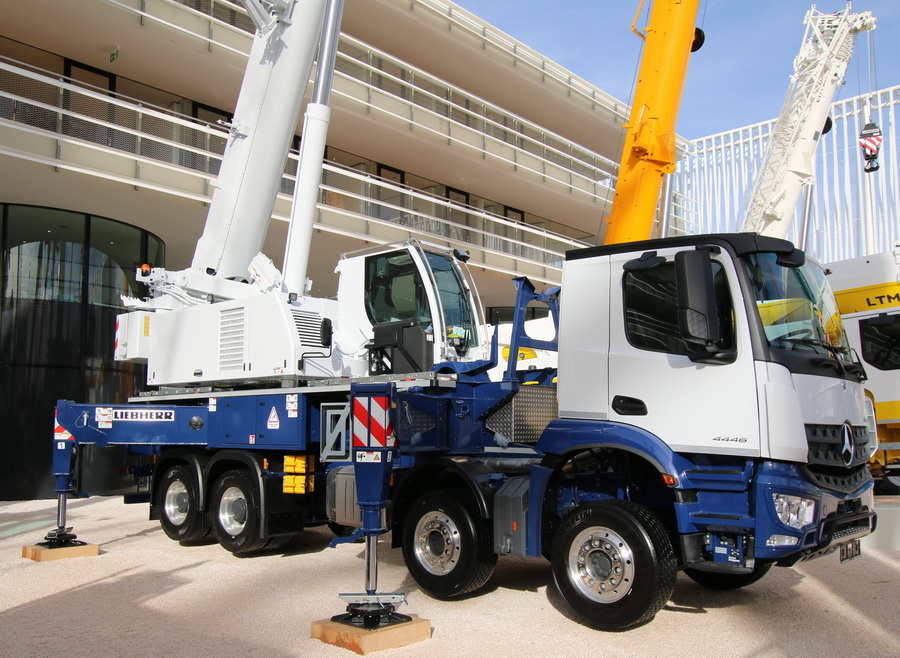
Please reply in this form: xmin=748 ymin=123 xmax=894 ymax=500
xmin=422 ymin=250 xmax=480 ymax=351
xmin=744 ymin=253 xmax=851 ymax=356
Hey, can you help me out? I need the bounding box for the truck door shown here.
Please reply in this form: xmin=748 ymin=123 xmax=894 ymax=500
xmin=606 ymin=247 xmax=762 ymax=457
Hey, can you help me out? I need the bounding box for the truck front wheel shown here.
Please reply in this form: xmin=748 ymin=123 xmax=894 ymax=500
xmin=551 ymin=501 xmax=676 ymax=630
xmin=210 ymin=469 xmax=267 ymax=554
xmin=402 ymin=491 xmax=496 ymax=598
xmin=157 ymin=465 xmax=209 ymax=542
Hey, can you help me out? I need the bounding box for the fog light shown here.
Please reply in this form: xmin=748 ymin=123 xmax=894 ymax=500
xmin=772 ymin=493 xmax=816 ymax=529
xmin=766 ymin=534 xmax=800 ymax=547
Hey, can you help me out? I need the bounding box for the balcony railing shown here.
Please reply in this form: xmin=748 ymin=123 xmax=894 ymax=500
xmin=0 ymin=58 xmax=587 ymax=280
xmin=117 ymin=0 xmax=617 ymax=204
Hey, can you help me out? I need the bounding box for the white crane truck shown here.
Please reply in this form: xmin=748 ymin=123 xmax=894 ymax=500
xmin=45 ymin=0 xmax=878 ymax=631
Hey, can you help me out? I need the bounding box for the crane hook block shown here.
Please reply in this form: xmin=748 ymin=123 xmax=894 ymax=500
xmin=859 ymin=122 xmax=883 ymax=174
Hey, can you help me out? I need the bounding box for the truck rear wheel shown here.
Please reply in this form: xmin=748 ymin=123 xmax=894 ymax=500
xmin=402 ymin=491 xmax=496 ymax=598
xmin=551 ymin=500 xmax=676 ymax=630
xmin=684 ymin=562 xmax=772 ymax=590
xmin=157 ymin=465 xmax=209 ymax=542
xmin=210 ymin=469 xmax=267 ymax=554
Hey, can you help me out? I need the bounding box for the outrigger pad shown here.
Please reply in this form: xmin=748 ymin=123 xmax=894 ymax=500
xmin=22 ymin=542 xmax=99 ymax=562
xmin=312 ymin=613 xmax=431 ymax=654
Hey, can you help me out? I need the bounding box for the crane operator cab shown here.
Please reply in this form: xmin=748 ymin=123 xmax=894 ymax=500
xmin=334 ymin=241 xmax=487 ymax=375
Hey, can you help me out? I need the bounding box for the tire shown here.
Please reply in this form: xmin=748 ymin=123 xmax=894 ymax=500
xmin=210 ymin=469 xmax=267 ymax=554
xmin=402 ymin=491 xmax=497 ymax=598
xmin=263 ymin=534 xmax=294 ymax=551
xmin=157 ymin=465 xmax=209 ymax=542
xmin=551 ymin=500 xmax=676 ymax=631
xmin=684 ymin=562 xmax=772 ymax=590
xmin=876 ymin=474 xmax=900 ymax=495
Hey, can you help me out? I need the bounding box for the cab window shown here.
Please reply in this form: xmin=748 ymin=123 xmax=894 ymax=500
xmin=624 ymin=261 xmax=734 ymax=355
xmin=364 ymin=250 xmax=432 ymax=326
xmin=860 ymin=315 xmax=900 ymax=370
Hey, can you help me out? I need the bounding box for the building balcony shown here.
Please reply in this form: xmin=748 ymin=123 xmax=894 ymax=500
xmin=0 ymin=57 xmax=589 ymax=294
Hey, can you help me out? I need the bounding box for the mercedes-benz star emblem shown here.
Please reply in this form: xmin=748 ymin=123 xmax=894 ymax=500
xmin=840 ymin=422 xmax=855 ymax=467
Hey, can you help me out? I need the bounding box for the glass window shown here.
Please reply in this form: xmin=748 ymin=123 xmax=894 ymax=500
xmin=860 ymin=315 xmax=900 ymax=370
xmin=5 ymin=206 xmax=86 ymax=302
xmin=744 ymin=253 xmax=851 ymax=354
xmin=624 ymin=260 xmax=734 ymax=355
xmin=364 ymin=250 xmax=431 ymax=326
xmin=422 ymin=250 xmax=479 ymax=349
xmin=89 ymin=216 xmax=144 ymax=308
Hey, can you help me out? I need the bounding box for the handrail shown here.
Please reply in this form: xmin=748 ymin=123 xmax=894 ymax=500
xmin=1 ymin=59 xmax=587 ymax=267
xmin=413 ymin=0 xmax=625 ymax=118
xmin=105 ymin=0 xmax=618 ymax=186
xmin=328 ymin=72 xmax=613 ymax=204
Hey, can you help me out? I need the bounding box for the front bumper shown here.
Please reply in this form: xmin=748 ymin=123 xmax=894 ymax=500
xmin=754 ymin=461 xmax=876 ymax=564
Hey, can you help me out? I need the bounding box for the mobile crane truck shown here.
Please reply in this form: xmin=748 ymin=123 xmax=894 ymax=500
xmin=44 ymin=0 xmax=878 ymax=632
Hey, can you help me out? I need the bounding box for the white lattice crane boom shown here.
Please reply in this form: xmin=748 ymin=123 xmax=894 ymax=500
xmin=741 ymin=3 xmax=875 ymax=238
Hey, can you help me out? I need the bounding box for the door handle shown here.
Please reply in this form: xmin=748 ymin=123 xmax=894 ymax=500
xmin=612 ymin=395 xmax=647 ymax=416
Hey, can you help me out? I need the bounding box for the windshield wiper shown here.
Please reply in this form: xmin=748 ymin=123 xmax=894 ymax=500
xmin=778 ymin=338 xmax=868 ymax=381
xmin=777 ymin=337 xmax=849 ymax=355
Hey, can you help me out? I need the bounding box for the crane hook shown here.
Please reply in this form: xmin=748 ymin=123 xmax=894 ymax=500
xmin=859 ymin=122 xmax=883 ymax=173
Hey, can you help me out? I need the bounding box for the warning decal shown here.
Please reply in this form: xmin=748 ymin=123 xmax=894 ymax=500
xmin=267 ymin=407 xmax=280 ymax=430
xmin=286 ymin=393 xmax=299 ymax=419
xmin=352 ymin=396 xmax=395 ymax=448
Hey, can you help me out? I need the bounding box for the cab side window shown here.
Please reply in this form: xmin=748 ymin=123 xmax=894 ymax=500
xmin=860 ymin=316 xmax=900 ymax=371
xmin=624 ymin=261 xmax=735 ymax=355
xmin=364 ymin=251 xmax=432 ymax=326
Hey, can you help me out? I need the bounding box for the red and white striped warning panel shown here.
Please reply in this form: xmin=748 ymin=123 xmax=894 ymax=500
xmin=54 ymin=417 xmax=73 ymax=441
xmin=352 ymin=396 xmax=395 ymax=448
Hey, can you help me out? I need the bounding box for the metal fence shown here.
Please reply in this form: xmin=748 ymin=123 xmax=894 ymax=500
xmin=674 ymin=84 xmax=900 ymax=261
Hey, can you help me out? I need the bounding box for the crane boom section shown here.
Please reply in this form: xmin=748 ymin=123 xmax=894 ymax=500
xmin=603 ymin=0 xmax=700 ymax=245
xmin=190 ymin=0 xmax=327 ymax=280
xmin=741 ymin=4 xmax=875 ymax=239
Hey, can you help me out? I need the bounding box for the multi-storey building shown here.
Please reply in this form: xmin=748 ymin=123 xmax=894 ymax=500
xmin=1 ymin=0 xmax=638 ymax=498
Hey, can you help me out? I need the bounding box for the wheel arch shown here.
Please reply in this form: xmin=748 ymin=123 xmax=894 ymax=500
xmin=538 ymin=419 xmax=681 ymax=476
xmin=537 ymin=421 xmax=686 ymax=549
xmin=389 ymin=457 xmax=498 ymax=548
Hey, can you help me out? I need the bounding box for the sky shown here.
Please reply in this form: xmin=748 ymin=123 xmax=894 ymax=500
xmin=454 ymin=0 xmax=900 ymax=140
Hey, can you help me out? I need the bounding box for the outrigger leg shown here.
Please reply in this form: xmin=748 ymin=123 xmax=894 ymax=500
xmin=329 ymin=384 xmax=411 ymax=630
xmin=40 ymin=491 xmax=85 ymax=548
xmin=23 ymin=409 xmax=97 ymax=560
xmin=41 ymin=413 xmax=86 ymax=547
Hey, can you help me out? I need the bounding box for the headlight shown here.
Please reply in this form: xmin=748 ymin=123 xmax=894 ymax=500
xmin=772 ymin=493 xmax=816 ymax=529
xmin=863 ymin=396 xmax=879 ymax=460
xmin=766 ymin=534 xmax=799 ymax=547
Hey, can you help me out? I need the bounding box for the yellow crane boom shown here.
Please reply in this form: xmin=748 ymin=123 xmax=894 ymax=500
xmin=603 ymin=0 xmax=701 ymax=245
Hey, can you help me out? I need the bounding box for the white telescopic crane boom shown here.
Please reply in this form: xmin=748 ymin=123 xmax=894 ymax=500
xmin=282 ymin=0 xmax=345 ymax=294
xmin=741 ymin=3 xmax=874 ymax=239
xmin=190 ymin=0 xmax=327 ymax=280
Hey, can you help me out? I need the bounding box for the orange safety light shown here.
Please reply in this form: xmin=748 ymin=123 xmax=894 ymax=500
xmin=140 ymin=263 xmax=152 ymax=275
xmin=661 ymin=473 xmax=678 ymax=487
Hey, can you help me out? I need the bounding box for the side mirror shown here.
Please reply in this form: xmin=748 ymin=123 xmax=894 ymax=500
xmin=320 ymin=317 xmax=333 ymax=348
xmin=675 ymin=249 xmax=720 ymax=346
